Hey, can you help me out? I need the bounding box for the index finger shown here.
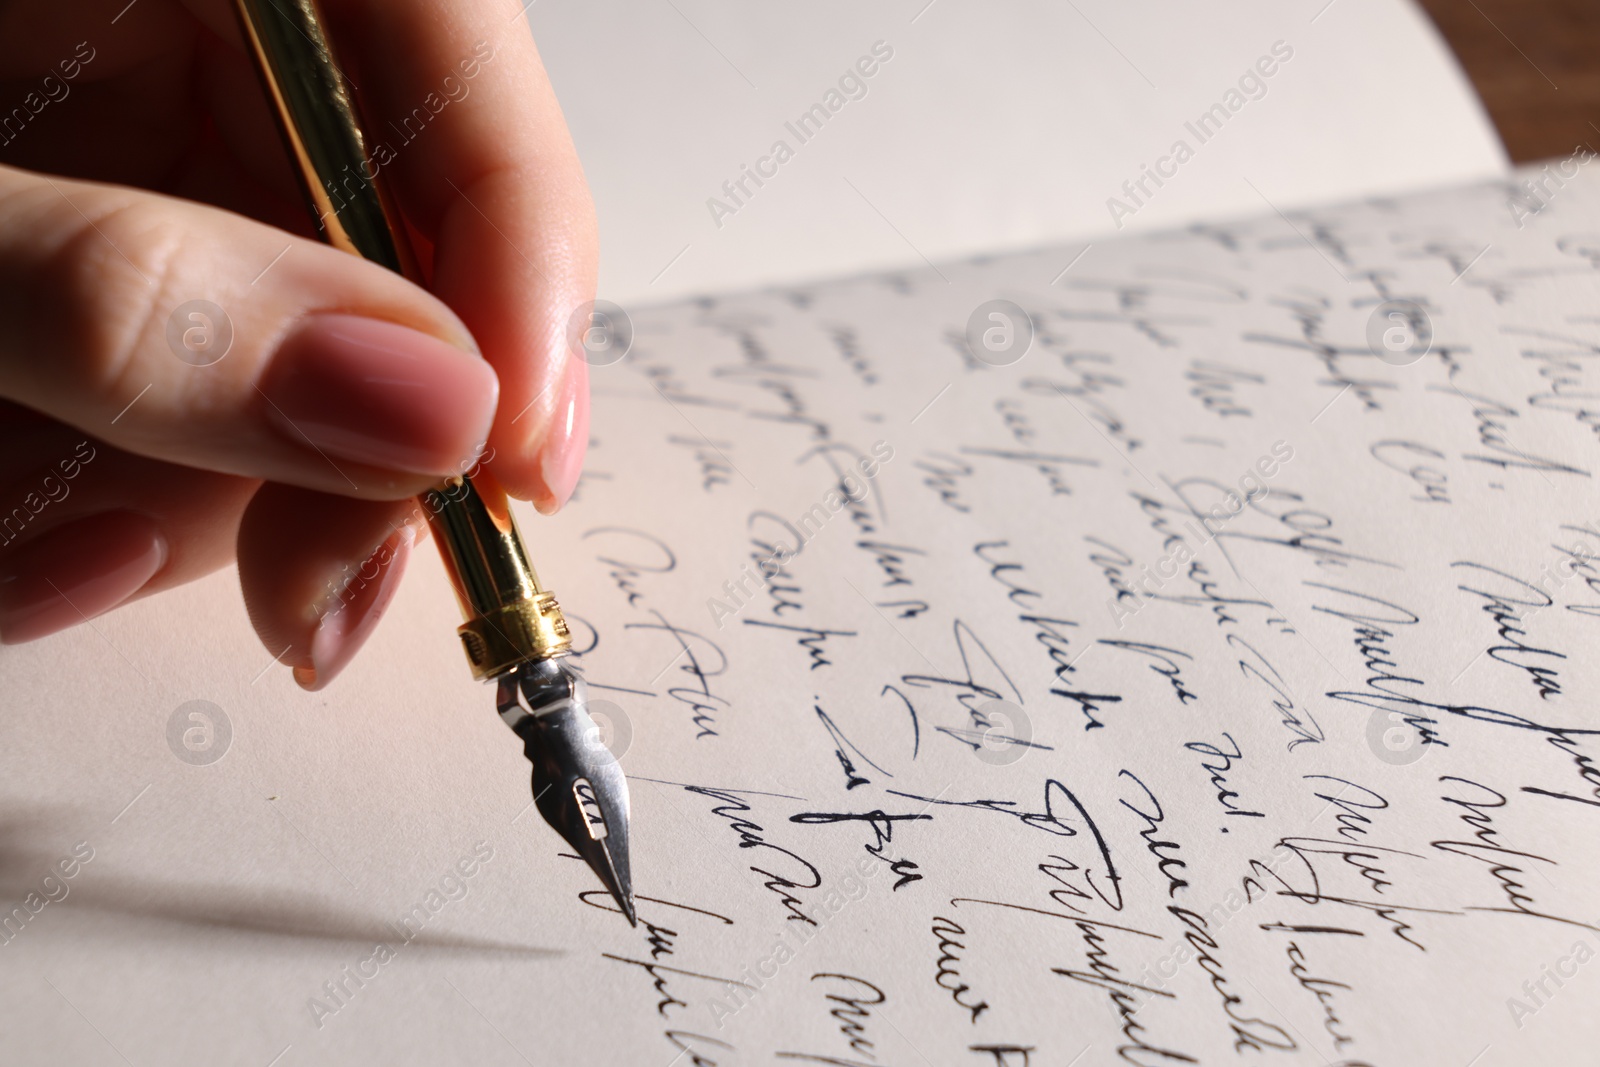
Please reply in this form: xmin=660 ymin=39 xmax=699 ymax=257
xmin=197 ymin=0 xmax=597 ymax=511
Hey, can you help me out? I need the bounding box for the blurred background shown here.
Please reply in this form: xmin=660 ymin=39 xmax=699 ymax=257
xmin=1418 ymin=0 xmax=1599 ymax=161
xmin=529 ymin=0 xmax=1600 ymax=304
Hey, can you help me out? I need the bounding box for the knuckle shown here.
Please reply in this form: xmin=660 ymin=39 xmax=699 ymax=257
xmin=42 ymin=196 xmax=188 ymax=411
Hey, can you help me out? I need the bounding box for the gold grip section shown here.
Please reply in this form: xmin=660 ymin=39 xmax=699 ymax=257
xmin=457 ymin=594 xmax=572 ymax=680
xmin=423 ymin=472 xmax=571 ymax=679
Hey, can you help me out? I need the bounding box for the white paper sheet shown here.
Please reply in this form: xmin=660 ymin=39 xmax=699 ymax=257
xmin=5 ymin=163 xmax=1600 ymax=1064
xmin=531 ymin=0 xmax=1508 ymax=305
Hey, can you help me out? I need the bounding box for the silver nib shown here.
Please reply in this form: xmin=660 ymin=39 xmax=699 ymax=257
xmin=497 ymin=659 xmax=635 ymax=925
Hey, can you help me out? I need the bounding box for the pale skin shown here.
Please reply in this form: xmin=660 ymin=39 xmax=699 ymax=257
xmin=0 ymin=0 xmax=598 ymax=687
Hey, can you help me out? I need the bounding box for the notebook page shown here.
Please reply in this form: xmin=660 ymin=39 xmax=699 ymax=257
xmin=531 ymin=0 xmax=1508 ymax=304
xmin=4 ymin=166 xmax=1599 ymax=1065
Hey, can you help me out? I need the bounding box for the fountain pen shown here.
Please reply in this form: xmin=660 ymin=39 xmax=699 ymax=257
xmin=235 ymin=0 xmax=634 ymax=924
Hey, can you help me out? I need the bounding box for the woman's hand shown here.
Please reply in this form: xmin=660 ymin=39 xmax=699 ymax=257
xmin=0 ymin=0 xmax=596 ymax=687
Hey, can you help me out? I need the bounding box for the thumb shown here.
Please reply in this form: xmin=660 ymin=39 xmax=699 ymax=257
xmin=0 ymin=164 xmax=499 ymax=499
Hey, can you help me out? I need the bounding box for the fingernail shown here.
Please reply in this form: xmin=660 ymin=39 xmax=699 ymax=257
xmin=533 ymin=360 xmax=588 ymax=514
xmin=0 ymin=512 xmax=167 ymax=643
xmin=294 ymin=523 xmax=414 ymax=691
xmin=263 ymin=314 xmax=498 ymax=477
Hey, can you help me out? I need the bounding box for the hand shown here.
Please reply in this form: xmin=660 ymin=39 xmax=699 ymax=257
xmin=0 ymin=0 xmax=596 ymax=688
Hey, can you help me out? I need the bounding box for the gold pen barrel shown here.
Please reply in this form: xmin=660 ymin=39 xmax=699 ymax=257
xmin=236 ymin=0 xmax=571 ymax=680
xmin=234 ymin=0 xmax=414 ymax=276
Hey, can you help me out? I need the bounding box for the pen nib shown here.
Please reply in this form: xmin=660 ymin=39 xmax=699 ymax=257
xmin=498 ymin=661 xmax=635 ymax=926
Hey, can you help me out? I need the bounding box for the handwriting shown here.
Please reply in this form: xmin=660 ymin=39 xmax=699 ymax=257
xmin=1183 ymin=733 xmax=1266 ymax=821
xmin=1452 ymin=561 xmax=1566 ymax=700
xmin=931 ymin=916 xmax=990 ymax=1023
xmin=470 ymin=171 xmax=1600 ymax=1062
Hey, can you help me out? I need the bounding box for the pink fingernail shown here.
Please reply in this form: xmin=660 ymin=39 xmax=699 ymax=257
xmin=534 ymin=360 xmax=589 ymax=514
xmin=263 ymin=315 xmax=498 ymax=477
xmin=0 ymin=513 xmax=167 ymax=644
xmin=294 ymin=523 xmax=414 ymax=691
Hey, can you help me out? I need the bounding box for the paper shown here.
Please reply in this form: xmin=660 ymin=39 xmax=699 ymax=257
xmin=6 ymin=167 xmax=1600 ymax=1065
xmin=531 ymin=0 xmax=1507 ymax=304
